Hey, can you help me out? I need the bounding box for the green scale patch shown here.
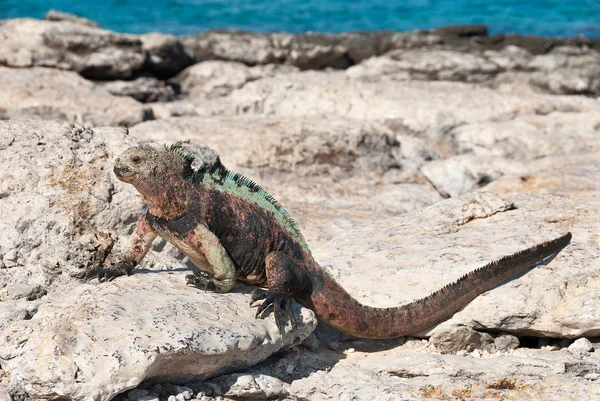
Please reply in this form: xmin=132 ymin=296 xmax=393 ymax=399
xmin=168 ymin=144 xmax=310 ymax=251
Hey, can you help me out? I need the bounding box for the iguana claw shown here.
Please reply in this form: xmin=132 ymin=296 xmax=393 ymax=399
xmin=249 ymin=288 xmax=269 ymax=306
xmin=86 ymin=260 xmax=135 ymax=282
xmin=250 ymin=289 xmax=297 ymax=333
xmin=186 ymin=270 xmax=217 ymax=292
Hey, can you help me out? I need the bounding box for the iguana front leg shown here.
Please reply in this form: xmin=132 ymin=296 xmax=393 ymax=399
xmin=91 ymin=214 xmax=157 ymax=281
xmin=185 ymin=224 xmax=237 ymax=293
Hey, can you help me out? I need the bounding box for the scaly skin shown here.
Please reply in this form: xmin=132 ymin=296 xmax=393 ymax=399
xmin=96 ymin=143 xmax=572 ymax=339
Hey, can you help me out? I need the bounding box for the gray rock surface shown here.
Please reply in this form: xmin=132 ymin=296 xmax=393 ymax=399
xmin=181 ymin=31 xmax=388 ymax=70
xmin=449 ymin=111 xmax=600 ymax=159
xmin=188 ymin=70 xmax=597 ymax=140
xmin=180 ymin=25 xmax=600 ymax=71
xmin=44 ymin=10 xmax=99 ymax=27
xmin=430 ymin=326 xmax=494 ymax=354
xmin=140 ymin=33 xmax=194 ymax=79
xmin=101 ymin=77 xmax=176 ymax=103
xmin=0 ymin=119 xmax=143 ymax=304
xmin=347 ymin=45 xmax=600 ymax=96
xmin=420 ymin=155 xmax=525 ymax=198
xmin=0 ymin=67 xmax=152 ymax=126
xmin=188 ymin=338 xmax=600 ymax=401
xmin=0 ymin=18 xmax=145 ymax=79
xmin=173 ymin=61 xmax=298 ymax=99
xmin=0 ymin=18 xmax=193 ymax=80
xmin=494 ymin=334 xmax=520 ymax=351
xmin=0 ymin=266 xmax=316 ymax=401
xmin=569 ymin=338 xmax=594 ymax=359
xmin=312 ymin=191 xmax=599 ymax=338
xmin=2 ymin=15 xmax=599 ymax=83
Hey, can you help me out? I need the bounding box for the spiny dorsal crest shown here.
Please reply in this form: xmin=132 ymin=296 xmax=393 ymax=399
xmin=168 ymin=143 xmax=194 ymax=162
xmin=167 ymin=142 xmax=308 ymax=247
xmin=167 ymin=142 xmax=221 ymax=172
xmin=216 ymin=167 xmax=305 ymax=241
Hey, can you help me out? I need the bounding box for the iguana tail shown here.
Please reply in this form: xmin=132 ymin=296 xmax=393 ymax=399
xmin=306 ymin=232 xmax=572 ymax=339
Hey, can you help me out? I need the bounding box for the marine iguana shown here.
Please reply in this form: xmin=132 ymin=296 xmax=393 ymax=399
xmin=97 ymin=142 xmax=572 ymax=339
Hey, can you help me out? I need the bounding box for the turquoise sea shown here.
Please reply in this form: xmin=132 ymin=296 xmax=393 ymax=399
xmin=2 ymin=0 xmax=600 ymax=37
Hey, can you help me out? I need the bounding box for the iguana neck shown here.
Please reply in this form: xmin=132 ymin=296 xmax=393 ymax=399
xmin=135 ymin=176 xmax=192 ymax=220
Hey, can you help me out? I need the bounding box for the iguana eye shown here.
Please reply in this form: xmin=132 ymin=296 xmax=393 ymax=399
xmin=131 ymin=156 xmax=141 ymax=164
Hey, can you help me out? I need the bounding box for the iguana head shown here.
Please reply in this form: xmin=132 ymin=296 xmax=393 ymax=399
xmin=114 ymin=144 xmax=195 ymax=219
xmin=114 ymin=145 xmax=166 ymax=185
xmin=114 ymin=143 xmax=222 ymax=217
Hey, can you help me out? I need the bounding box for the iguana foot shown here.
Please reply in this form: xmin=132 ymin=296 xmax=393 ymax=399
xmin=186 ymin=270 xmax=217 ymax=292
xmin=250 ymin=289 xmax=297 ymax=333
xmin=249 ymin=288 xmax=269 ymax=306
xmin=87 ymin=260 xmax=135 ymax=282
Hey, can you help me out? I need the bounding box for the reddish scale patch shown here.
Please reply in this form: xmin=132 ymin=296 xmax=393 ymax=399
xmin=198 ymin=186 xmax=309 ymax=286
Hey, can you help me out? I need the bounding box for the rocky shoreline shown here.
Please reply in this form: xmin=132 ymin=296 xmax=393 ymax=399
xmin=0 ymin=10 xmax=599 ymax=401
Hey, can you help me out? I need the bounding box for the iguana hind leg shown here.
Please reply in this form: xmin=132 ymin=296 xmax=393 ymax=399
xmin=250 ymin=252 xmax=309 ymax=332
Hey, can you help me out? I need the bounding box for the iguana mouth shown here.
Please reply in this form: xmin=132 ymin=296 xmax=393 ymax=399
xmin=113 ymin=165 xmax=134 ymax=181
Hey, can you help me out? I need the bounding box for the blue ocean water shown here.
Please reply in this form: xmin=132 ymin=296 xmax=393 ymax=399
xmin=2 ymin=0 xmax=600 ymax=37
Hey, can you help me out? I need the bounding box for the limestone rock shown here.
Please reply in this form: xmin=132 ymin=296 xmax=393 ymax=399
xmin=494 ymin=334 xmax=520 ymax=351
xmin=0 ymin=268 xmax=316 ymax=401
xmin=420 ymin=155 xmax=527 ymax=198
xmin=180 ymin=25 xmax=600 ymax=72
xmin=0 ymin=119 xmax=143 ymax=302
xmin=147 ymin=101 xmax=198 ymax=120
xmin=484 ymin=150 xmax=600 ymax=198
xmin=430 ymin=326 xmax=494 ymax=354
xmin=181 ymin=31 xmax=386 ymax=70
xmin=0 ymin=18 xmax=145 ymax=79
xmin=347 ymin=44 xmax=600 ymax=96
xmin=101 ymin=77 xmax=176 ymax=103
xmin=173 ymin=61 xmax=298 ymax=99
xmin=140 ymin=33 xmax=194 ymax=79
xmin=0 ymin=387 xmax=11 ymax=401
xmin=284 ymin=344 xmax=600 ymax=400
xmin=0 ymin=67 xmax=152 ymax=126
xmin=347 ymin=48 xmax=504 ymax=83
xmin=209 ymin=373 xmax=288 ymax=399
xmin=311 ymin=191 xmax=599 ymax=338
xmin=449 ymin=111 xmax=600 ymax=160
xmin=568 ymin=338 xmax=594 ymax=359
xmin=523 ymin=47 xmax=600 ymax=95
xmin=196 ymin=71 xmax=597 ymax=140
xmin=0 ymin=300 xmax=41 ymax=334
xmin=44 ymin=10 xmax=99 ymax=27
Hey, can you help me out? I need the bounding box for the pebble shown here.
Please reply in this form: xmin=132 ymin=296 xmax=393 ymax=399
xmin=494 ymin=334 xmax=520 ymax=351
xmin=175 ymin=386 xmax=193 ymax=401
xmin=471 ymin=349 xmax=482 ymax=358
xmin=568 ymin=338 xmax=594 ymax=359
